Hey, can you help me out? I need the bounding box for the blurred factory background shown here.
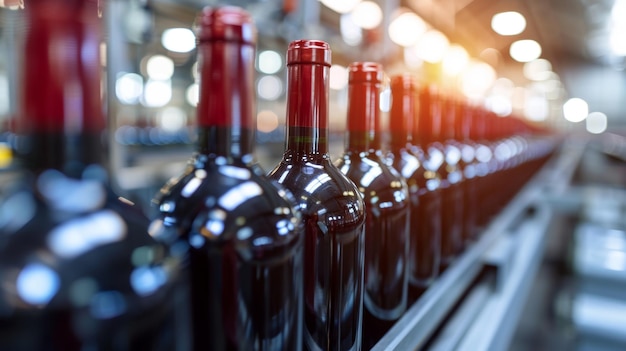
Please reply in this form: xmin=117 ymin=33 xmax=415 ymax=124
xmin=2 ymin=0 xmax=625 ymax=182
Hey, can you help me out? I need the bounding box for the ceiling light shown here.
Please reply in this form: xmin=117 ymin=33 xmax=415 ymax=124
xmin=610 ymin=24 xmax=626 ymax=56
xmin=563 ymin=98 xmax=588 ymax=122
xmin=115 ymin=73 xmax=143 ymax=105
xmin=404 ymin=47 xmax=424 ymax=69
xmin=415 ymin=29 xmax=449 ymax=63
xmin=340 ymin=13 xmax=363 ymax=46
xmin=257 ymin=76 xmax=283 ymax=101
xmin=442 ymin=44 xmax=469 ymax=76
xmin=161 ymin=28 xmax=196 ymax=53
xmin=258 ymin=50 xmax=283 ymax=74
xmin=612 ymin=0 xmax=626 ymax=20
xmin=586 ymin=112 xmax=608 ymax=134
xmin=320 ymin=0 xmax=361 ymax=14
xmin=257 ymin=110 xmax=280 ymax=133
xmin=142 ymin=80 xmax=172 ymax=108
xmin=351 ymin=1 xmax=383 ymax=29
xmin=186 ymin=83 xmax=199 ymax=107
xmin=486 ymin=95 xmax=513 ymax=116
xmin=330 ymin=65 xmax=349 ymax=90
xmin=461 ymin=60 xmax=496 ymax=99
xmin=491 ymin=11 xmax=526 ymax=36
xmin=158 ymin=107 xmax=187 ymax=132
xmin=510 ymin=40 xmax=542 ymax=62
xmin=524 ymin=93 xmax=548 ymax=121
xmin=146 ymin=55 xmax=175 ymax=81
xmin=523 ymin=59 xmax=553 ymax=80
xmin=389 ymin=11 xmax=427 ymax=47
xmin=0 ymin=0 xmax=22 ymax=10
xmin=491 ymin=77 xmax=515 ymax=97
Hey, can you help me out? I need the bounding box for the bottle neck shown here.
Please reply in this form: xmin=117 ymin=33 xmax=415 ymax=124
xmin=471 ymin=108 xmax=487 ymax=141
xmin=455 ymin=102 xmax=472 ymax=140
xmin=389 ymin=90 xmax=414 ymax=150
xmin=441 ymin=99 xmax=456 ymax=141
xmin=345 ymin=80 xmax=381 ymax=152
xmin=417 ymin=89 xmax=442 ymax=145
xmin=285 ymin=63 xmax=329 ymax=155
xmin=196 ymin=41 xmax=255 ymax=159
xmin=17 ymin=0 xmax=105 ymax=178
xmin=197 ymin=125 xmax=252 ymax=160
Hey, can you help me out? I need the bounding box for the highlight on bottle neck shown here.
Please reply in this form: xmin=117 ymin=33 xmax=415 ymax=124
xmin=346 ymin=62 xmax=383 ymax=151
xmin=389 ymin=74 xmax=417 ymax=148
xmin=19 ymin=0 xmax=104 ymax=136
xmin=195 ymin=6 xmax=256 ymax=130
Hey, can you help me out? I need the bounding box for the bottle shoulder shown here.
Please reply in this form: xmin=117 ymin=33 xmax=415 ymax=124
xmin=152 ymin=158 xmax=302 ymax=257
xmin=268 ymin=155 xmax=366 ymax=230
xmin=335 ymin=152 xmax=409 ymax=208
xmin=386 ymin=148 xmax=422 ymax=179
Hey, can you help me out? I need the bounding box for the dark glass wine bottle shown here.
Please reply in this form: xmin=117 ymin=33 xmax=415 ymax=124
xmin=0 ymin=1 xmax=187 ymax=350
xmin=416 ymin=85 xmax=462 ymax=269
xmin=267 ymin=40 xmax=366 ymax=351
xmin=334 ymin=62 xmax=410 ymax=348
xmin=471 ymin=107 xmax=497 ymax=228
xmin=150 ymin=7 xmax=303 ymax=351
xmin=387 ymin=74 xmax=441 ymax=298
xmin=440 ymin=94 xmax=466 ymax=251
xmin=455 ymin=98 xmax=479 ymax=243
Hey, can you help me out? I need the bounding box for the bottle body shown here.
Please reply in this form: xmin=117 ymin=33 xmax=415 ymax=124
xmin=270 ymin=153 xmax=365 ymax=351
xmin=388 ymin=144 xmax=441 ymax=293
xmin=336 ymin=149 xmax=410 ymax=348
xmin=153 ymin=149 xmax=303 ymax=351
xmin=420 ymin=141 xmax=463 ymax=268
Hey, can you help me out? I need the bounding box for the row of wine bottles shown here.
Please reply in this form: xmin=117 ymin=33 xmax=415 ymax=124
xmin=0 ymin=2 xmax=557 ymax=351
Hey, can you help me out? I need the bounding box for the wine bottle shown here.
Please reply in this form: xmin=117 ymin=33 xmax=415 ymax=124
xmin=471 ymin=107 xmax=498 ymax=227
xmin=267 ymin=40 xmax=366 ymax=351
xmin=416 ymin=85 xmax=462 ymax=269
xmin=440 ymin=94 xmax=466 ymax=251
xmin=387 ymin=74 xmax=441 ymax=298
xmin=334 ymin=62 xmax=410 ymax=348
xmin=150 ymin=7 xmax=303 ymax=350
xmin=455 ymin=98 xmax=480 ymax=243
xmin=0 ymin=1 xmax=187 ymax=349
